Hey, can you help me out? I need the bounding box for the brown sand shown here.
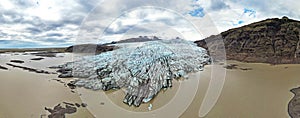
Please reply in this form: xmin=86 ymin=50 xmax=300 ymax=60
xmin=182 ymin=61 xmax=300 ymax=118
xmin=0 ymin=53 xmax=94 ymax=118
xmin=78 ymin=61 xmax=300 ymax=118
xmin=1 ymin=52 xmax=300 ymax=118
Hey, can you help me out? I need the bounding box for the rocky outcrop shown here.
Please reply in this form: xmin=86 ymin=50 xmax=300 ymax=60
xmin=288 ymin=87 xmax=300 ymax=118
xmin=45 ymin=103 xmax=77 ymax=118
xmin=195 ymin=16 xmax=300 ymax=64
xmin=0 ymin=65 xmax=8 ymax=70
xmin=30 ymin=52 xmax=58 ymax=57
xmin=10 ymin=60 xmax=25 ymax=64
xmin=6 ymin=63 xmax=56 ymax=74
xmin=44 ymin=102 xmax=87 ymax=118
xmin=57 ymin=39 xmax=210 ymax=107
xmin=223 ymin=64 xmax=238 ymax=69
xmin=30 ymin=57 xmax=44 ymax=61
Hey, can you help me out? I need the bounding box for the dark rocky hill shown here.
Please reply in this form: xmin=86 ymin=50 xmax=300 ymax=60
xmin=65 ymin=44 xmax=116 ymax=54
xmin=195 ymin=16 xmax=300 ymax=64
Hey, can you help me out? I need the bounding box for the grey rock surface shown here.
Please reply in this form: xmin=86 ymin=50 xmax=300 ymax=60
xmin=289 ymin=87 xmax=300 ymax=118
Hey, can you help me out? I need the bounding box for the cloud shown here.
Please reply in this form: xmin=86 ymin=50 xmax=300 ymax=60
xmin=46 ymin=33 xmax=64 ymax=37
xmin=210 ymin=0 xmax=230 ymax=11
xmin=193 ymin=0 xmax=300 ymax=33
xmin=43 ymin=38 xmax=67 ymax=43
xmin=0 ymin=40 xmax=44 ymax=48
xmin=95 ymin=5 xmax=208 ymax=43
xmin=26 ymin=27 xmax=42 ymax=34
xmin=1 ymin=0 xmax=300 ymax=48
xmin=0 ymin=0 xmax=97 ymax=48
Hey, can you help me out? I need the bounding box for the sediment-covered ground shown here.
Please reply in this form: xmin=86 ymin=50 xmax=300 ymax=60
xmin=0 ymin=51 xmax=299 ymax=117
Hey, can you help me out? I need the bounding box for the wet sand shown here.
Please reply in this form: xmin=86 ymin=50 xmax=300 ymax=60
xmin=78 ymin=61 xmax=300 ymax=118
xmin=0 ymin=53 xmax=94 ymax=118
xmin=181 ymin=61 xmax=300 ymax=118
xmin=1 ymin=52 xmax=300 ymax=118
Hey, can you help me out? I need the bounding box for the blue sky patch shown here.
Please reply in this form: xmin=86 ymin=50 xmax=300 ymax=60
xmin=238 ymin=20 xmax=244 ymax=24
xmin=189 ymin=7 xmax=205 ymax=17
xmin=244 ymin=8 xmax=256 ymax=17
xmin=231 ymin=20 xmax=245 ymax=26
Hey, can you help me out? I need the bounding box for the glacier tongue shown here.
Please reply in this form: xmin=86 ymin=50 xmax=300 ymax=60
xmin=57 ymin=39 xmax=210 ymax=107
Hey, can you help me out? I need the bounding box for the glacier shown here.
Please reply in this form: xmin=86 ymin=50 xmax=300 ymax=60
xmin=57 ymin=39 xmax=210 ymax=107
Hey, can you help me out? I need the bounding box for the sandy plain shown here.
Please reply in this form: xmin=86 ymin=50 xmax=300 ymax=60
xmin=0 ymin=51 xmax=299 ymax=118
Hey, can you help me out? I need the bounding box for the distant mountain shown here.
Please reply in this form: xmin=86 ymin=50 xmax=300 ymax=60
xmin=195 ymin=16 xmax=300 ymax=64
xmin=65 ymin=44 xmax=116 ymax=54
xmin=116 ymin=36 xmax=161 ymax=43
xmin=65 ymin=36 xmax=161 ymax=53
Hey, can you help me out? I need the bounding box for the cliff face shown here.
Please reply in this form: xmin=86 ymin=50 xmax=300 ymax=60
xmin=195 ymin=17 xmax=300 ymax=64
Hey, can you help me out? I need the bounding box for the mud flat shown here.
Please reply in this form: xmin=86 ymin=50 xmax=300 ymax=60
xmin=0 ymin=52 xmax=94 ymax=118
xmin=1 ymin=51 xmax=300 ymax=117
xmin=73 ymin=60 xmax=300 ymax=118
xmin=182 ymin=61 xmax=300 ymax=118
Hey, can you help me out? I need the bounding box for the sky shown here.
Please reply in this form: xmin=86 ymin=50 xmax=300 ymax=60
xmin=0 ymin=0 xmax=299 ymax=48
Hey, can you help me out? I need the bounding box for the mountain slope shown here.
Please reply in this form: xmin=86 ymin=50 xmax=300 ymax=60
xmin=195 ymin=16 xmax=300 ymax=64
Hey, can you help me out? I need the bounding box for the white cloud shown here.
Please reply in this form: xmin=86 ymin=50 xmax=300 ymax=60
xmin=0 ymin=0 xmax=300 ymax=48
xmin=0 ymin=0 xmax=98 ymax=48
xmin=77 ymin=0 xmax=209 ymax=44
xmin=194 ymin=0 xmax=300 ymax=33
xmin=97 ymin=7 xmax=206 ymax=43
xmin=0 ymin=0 xmax=15 ymax=10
